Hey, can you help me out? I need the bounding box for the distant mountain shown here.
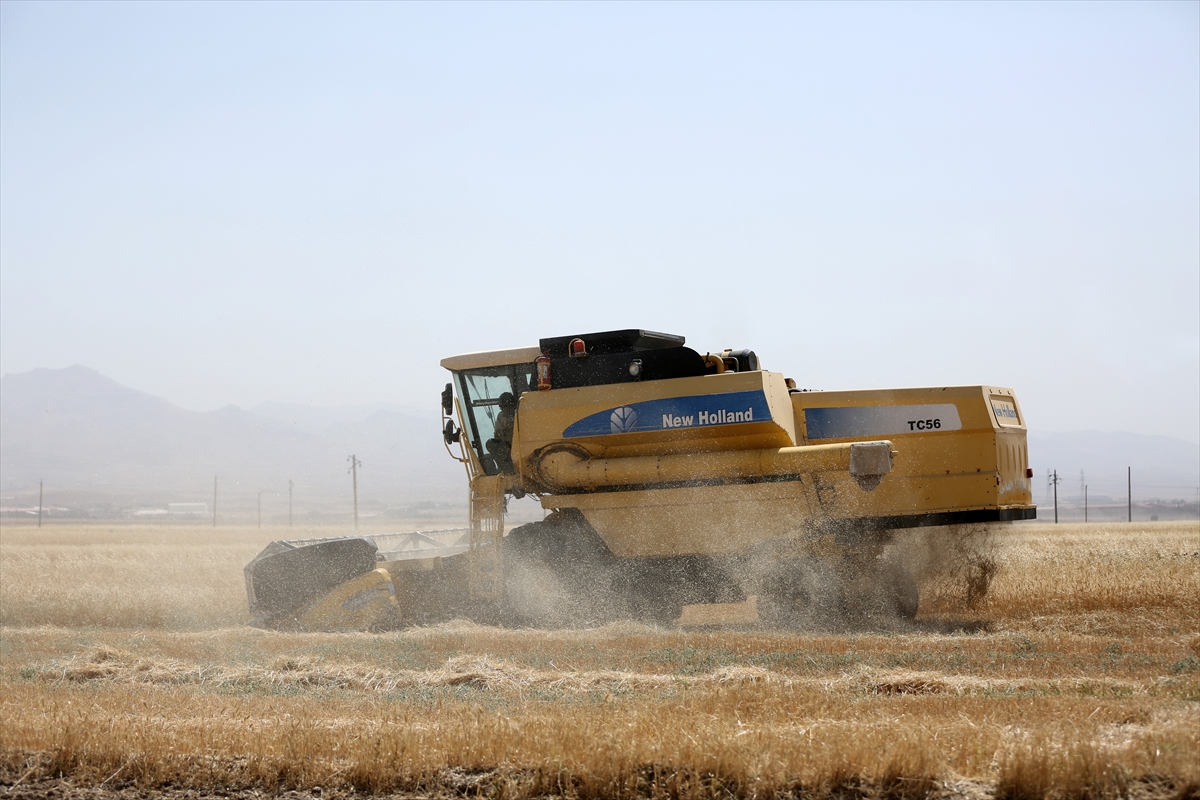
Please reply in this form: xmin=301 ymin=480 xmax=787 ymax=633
xmin=251 ymin=400 xmax=431 ymax=435
xmin=1027 ymin=430 xmax=1198 ymax=501
xmin=0 ymin=366 xmax=463 ymax=510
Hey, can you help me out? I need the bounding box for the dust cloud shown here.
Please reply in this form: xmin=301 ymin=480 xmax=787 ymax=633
xmin=887 ymin=523 xmax=1000 ymax=610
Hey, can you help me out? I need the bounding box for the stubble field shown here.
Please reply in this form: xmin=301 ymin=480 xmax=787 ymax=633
xmin=0 ymin=520 xmax=1197 ymax=799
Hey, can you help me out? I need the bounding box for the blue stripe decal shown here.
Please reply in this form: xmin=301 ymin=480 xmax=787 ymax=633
xmin=563 ymin=390 xmax=772 ymax=438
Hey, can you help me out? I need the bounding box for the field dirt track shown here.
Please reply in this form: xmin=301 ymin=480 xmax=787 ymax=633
xmin=1 ymin=521 xmax=1197 ymax=799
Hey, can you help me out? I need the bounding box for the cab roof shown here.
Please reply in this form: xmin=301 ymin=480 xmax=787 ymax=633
xmin=440 ymin=346 xmax=542 ymax=372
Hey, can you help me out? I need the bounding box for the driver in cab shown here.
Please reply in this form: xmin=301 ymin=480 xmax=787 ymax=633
xmin=486 ymin=392 xmax=517 ymax=473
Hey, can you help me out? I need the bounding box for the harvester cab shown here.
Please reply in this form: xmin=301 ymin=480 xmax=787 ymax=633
xmin=246 ymin=328 xmax=1035 ymax=631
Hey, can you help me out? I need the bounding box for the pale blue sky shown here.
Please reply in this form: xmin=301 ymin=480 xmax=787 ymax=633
xmin=2 ymin=1 xmax=1197 ymax=440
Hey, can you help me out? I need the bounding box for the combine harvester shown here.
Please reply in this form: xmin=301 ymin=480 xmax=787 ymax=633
xmin=245 ymin=329 xmax=1035 ymax=630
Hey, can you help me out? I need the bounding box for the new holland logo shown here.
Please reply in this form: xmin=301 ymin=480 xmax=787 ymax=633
xmin=610 ymin=406 xmax=639 ymax=433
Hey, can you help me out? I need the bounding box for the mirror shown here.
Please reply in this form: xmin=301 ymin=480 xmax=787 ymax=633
xmin=441 ymin=383 xmax=453 ymax=416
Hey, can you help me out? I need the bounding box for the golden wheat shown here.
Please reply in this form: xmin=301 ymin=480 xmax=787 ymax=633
xmin=1 ymin=520 xmax=1197 ymax=798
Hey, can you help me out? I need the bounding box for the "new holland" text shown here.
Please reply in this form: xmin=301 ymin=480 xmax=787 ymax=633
xmin=661 ymin=407 xmax=755 ymax=428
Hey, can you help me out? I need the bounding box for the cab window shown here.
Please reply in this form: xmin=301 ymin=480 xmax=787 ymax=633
xmin=453 ymin=363 xmax=534 ymax=475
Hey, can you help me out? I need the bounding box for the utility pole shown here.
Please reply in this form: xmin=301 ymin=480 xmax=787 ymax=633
xmin=1128 ymin=466 xmax=1132 ymax=522
xmin=288 ymin=479 xmax=294 ymax=527
xmin=1084 ymin=485 xmax=1088 ymax=523
xmin=37 ymin=480 xmax=43 ymax=528
xmin=257 ymin=491 xmax=262 ymax=529
xmin=213 ymin=476 xmax=217 ymax=528
xmin=1052 ymin=469 xmax=1061 ymax=523
xmin=348 ymin=455 xmax=361 ymax=530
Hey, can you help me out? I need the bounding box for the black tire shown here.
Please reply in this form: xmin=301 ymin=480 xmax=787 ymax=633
xmin=628 ymin=583 xmax=684 ymax=626
xmin=502 ymin=521 xmax=572 ymax=627
xmin=843 ymin=559 xmax=919 ymax=622
xmin=887 ymin=561 xmax=920 ymax=620
xmin=756 ymin=558 xmax=841 ymax=630
xmin=502 ymin=515 xmax=624 ymax=628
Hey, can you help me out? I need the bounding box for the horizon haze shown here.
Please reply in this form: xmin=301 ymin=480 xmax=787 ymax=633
xmin=2 ymin=364 xmax=1196 ymax=526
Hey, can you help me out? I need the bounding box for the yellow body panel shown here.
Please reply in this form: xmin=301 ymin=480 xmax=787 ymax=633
xmin=790 ymin=385 xmax=1033 ymax=508
xmin=529 ymin=379 xmax=1031 ymax=557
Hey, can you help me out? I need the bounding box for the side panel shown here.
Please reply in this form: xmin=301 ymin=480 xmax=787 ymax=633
xmin=544 ymin=385 xmax=1034 ymax=558
xmin=791 ymin=385 xmax=1033 ymax=512
xmin=514 ymin=370 xmax=798 ymax=461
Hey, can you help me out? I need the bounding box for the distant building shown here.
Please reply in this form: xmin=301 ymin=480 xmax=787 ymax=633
xmin=169 ymin=503 xmax=209 ymax=517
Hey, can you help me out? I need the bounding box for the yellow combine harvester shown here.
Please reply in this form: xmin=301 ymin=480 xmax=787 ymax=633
xmin=245 ymin=329 xmax=1034 ymax=630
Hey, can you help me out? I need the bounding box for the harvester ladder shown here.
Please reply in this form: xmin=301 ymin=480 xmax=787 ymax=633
xmin=468 ymin=474 xmax=506 ymax=610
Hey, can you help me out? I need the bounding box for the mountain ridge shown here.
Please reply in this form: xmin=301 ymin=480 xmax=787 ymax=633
xmin=1 ymin=365 xmax=462 ymax=509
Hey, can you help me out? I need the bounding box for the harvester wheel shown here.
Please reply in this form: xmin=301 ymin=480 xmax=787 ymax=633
xmin=502 ymin=521 xmax=573 ymax=627
xmin=888 ymin=561 xmax=920 ymax=619
xmin=757 ymin=558 xmax=840 ymax=630
xmin=628 ymin=584 xmax=683 ymax=626
xmin=502 ymin=515 xmax=624 ymax=628
xmin=842 ymin=559 xmax=919 ymax=622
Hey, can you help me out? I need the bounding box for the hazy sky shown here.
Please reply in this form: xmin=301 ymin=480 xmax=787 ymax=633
xmin=2 ymin=1 xmax=1197 ymax=441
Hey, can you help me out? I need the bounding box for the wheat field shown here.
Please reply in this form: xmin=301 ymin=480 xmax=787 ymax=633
xmin=1 ymin=520 xmax=1197 ymax=799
